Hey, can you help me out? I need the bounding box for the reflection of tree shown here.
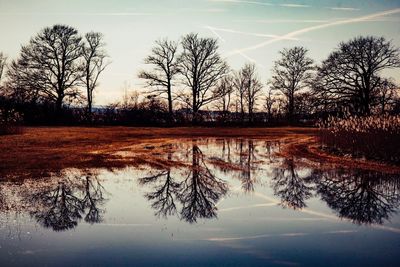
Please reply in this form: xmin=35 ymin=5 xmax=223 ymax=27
xmin=81 ymin=175 xmax=106 ymax=224
xmin=238 ymin=140 xmax=256 ymax=193
xmin=314 ymin=169 xmax=400 ymax=224
xmin=28 ymin=180 xmax=84 ymax=231
xmin=25 ymin=174 xmax=106 ymax=231
xmin=139 ymin=170 xmax=180 ymax=217
xmin=271 ymin=158 xmax=314 ymax=210
xmin=178 ymin=145 xmax=228 ymax=223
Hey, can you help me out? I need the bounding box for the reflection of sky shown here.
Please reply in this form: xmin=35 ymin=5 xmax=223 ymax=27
xmin=1 ymin=0 xmax=400 ymax=105
xmin=1 ymin=138 xmax=400 ymax=266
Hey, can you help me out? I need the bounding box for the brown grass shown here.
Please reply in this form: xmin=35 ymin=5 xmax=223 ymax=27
xmin=1 ymin=126 xmax=398 ymax=180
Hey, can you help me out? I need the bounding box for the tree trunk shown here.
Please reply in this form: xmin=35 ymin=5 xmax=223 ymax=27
xmin=55 ymin=96 xmax=63 ymax=118
xmin=167 ymin=83 xmax=173 ymax=123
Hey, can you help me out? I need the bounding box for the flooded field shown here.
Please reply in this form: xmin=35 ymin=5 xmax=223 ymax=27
xmin=1 ymin=138 xmax=400 ymax=267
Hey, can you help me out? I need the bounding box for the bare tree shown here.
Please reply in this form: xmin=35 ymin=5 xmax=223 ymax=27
xmin=270 ymin=46 xmax=314 ymax=120
xmin=81 ymin=32 xmax=110 ymax=117
xmin=138 ymin=39 xmax=180 ymax=120
xmin=375 ymin=78 xmax=398 ymax=114
xmin=0 ymin=52 xmax=7 ymax=84
xmin=233 ymin=68 xmax=247 ymax=121
xmin=179 ymin=33 xmax=229 ymax=122
xmin=242 ymin=63 xmax=263 ymax=122
xmin=6 ymin=25 xmax=83 ymax=114
xmin=213 ymin=75 xmax=234 ymax=114
xmin=264 ymin=88 xmax=276 ymax=119
xmin=313 ymin=36 xmax=400 ymax=115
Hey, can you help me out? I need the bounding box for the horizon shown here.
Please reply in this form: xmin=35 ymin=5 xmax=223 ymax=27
xmin=1 ymin=0 xmax=400 ymax=105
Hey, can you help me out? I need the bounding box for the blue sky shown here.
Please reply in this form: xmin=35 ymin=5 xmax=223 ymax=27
xmin=1 ymin=0 xmax=400 ymax=105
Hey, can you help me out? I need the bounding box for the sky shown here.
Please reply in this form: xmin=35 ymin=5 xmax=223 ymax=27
xmin=1 ymin=0 xmax=400 ymax=105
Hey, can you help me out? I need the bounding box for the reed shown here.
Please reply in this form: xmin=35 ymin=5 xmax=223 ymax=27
xmin=317 ymin=115 xmax=400 ymax=163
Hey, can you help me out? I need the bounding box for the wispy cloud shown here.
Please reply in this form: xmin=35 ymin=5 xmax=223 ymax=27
xmin=235 ymin=19 xmax=329 ymax=24
xmin=279 ymin=4 xmax=310 ymax=8
xmin=177 ymin=7 xmax=226 ymax=13
xmin=0 ymin=12 xmax=153 ymax=16
xmin=209 ymin=0 xmax=310 ymax=8
xmin=329 ymin=7 xmax=360 ymax=11
xmin=208 ymin=0 xmax=273 ymax=6
xmin=226 ymin=8 xmax=400 ymax=56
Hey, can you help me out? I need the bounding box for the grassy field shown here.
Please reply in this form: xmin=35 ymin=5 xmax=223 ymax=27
xmin=1 ymin=127 xmax=398 ymax=180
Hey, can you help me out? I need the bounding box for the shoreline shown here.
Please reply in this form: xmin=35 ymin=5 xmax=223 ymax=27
xmin=1 ymin=127 xmax=398 ymax=180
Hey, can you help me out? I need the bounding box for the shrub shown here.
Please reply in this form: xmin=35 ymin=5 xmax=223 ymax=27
xmin=317 ymin=115 xmax=400 ymax=163
xmin=0 ymin=108 xmax=23 ymax=135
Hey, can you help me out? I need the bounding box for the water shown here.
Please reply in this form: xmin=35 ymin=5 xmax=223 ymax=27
xmin=1 ymin=138 xmax=399 ymax=267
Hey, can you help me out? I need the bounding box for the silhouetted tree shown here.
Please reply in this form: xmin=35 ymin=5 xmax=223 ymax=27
xmin=7 ymin=25 xmax=84 ymax=115
xmin=313 ymin=36 xmax=400 ymax=115
xmin=375 ymin=78 xmax=398 ymax=114
xmin=81 ymin=32 xmax=110 ymax=117
xmin=242 ymin=63 xmax=263 ymax=123
xmin=264 ymin=88 xmax=276 ymax=119
xmin=139 ymin=39 xmax=180 ymax=120
xmin=270 ymin=46 xmax=314 ymax=120
xmin=233 ymin=67 xmax=247 ymax=122
xmin=0 ymin=52 xmax=6 ymax=84
xmin=213 ymin=75 xmax=234 ymax=121
xmin=179 ymin=33 xmax=229 ymax=122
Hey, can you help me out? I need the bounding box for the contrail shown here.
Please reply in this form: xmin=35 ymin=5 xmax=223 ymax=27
xmin=225 ymin=8 xmax=400 ymax=57
xmin=205 ymin=26 xmax=299 ymax=40
xmin=205 ymin=25 xmax=267 ymax=69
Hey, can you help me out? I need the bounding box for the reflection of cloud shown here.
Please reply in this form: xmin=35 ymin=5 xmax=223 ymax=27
xmin=226 ymin=8 xmax=400 ymax=57
xmin=207 ymin=232 xmax=308 ymax=241
xmin=219 ymin=202 xmax=277 ymax=212
xmin=325 ymin=230 xmax=357 ymax=234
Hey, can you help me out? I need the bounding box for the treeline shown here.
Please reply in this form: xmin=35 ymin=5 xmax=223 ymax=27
xmin=0 ymin=24 xmax=400 ymax=127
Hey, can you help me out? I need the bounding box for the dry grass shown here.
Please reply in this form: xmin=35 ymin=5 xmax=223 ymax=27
xmin=318 ymin=115 xmax=400 ymax=163
xmin=1 ymin=126 xmax=398 ymax=180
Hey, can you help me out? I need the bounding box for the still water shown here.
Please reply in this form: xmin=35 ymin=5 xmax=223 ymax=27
xmin=1 ymin=138 xmax=399 ymax=267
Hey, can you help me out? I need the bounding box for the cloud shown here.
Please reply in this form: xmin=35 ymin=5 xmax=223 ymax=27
xmin=208 ymin=0 xmax=273 ymax=6
xmin=329 ymin=7 xmax=360 ymax=11
xmin=279 ymin=4 xmax=310 ymax=8
xmin=177 ymin=7 xmax=226 ymax=13
xmin=0 ymin=12 xmax=153 ymax=16
xmin=209 ymin=0 xmax=310 ymax=8
xmin=226 ymin=8 xmax=400 ymax=57
xmin=234 ymin=19 xmax=330 ymax=24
